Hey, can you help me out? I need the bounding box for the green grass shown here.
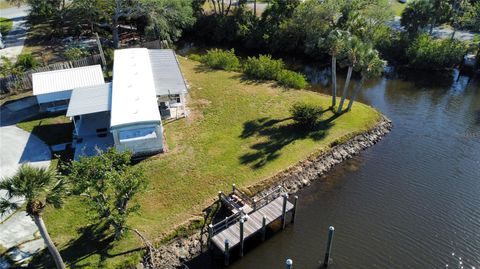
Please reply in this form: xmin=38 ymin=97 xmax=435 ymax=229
xmin=389 ymin=0 xmax=406 ymax=16
xmin=16 ymin=113 xmax=73 ymax=146
xmin=0 ymin=91 xmax=32 ymax=106
xmin=0 ymin=17 xmax=13 ymax=36
xmin=0 ymin=0 xmax=15 ymax=9
xmin=33 ymin=57 xmax=381 ymax=268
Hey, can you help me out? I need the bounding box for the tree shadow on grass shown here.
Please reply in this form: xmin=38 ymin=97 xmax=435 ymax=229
xmin=29 ymin=222 xmax=142 ymax=268
xmin=239 ymin=115 xmax=337 ymax=169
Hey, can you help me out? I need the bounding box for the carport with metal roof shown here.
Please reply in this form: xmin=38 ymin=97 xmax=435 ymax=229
xmin=66 ymin=83 xmax=113 ymax=160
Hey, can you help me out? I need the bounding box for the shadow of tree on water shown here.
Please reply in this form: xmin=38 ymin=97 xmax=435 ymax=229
xmin=239 ymin=114 xmax=336 ymax=169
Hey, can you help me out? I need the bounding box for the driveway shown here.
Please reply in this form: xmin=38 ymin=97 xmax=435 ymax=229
xmin=0 ymin=5 xmax=30 ymax=62
xmin=0 ymin=98 xmax=50 ymax=267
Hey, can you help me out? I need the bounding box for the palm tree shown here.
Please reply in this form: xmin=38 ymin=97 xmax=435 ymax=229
xmin=346 ymin=48 xmax=386 ymax=111
xmin=325 ymin=30 xmax=348 ymax=109
xmin=337 ymin=36 xmax=365 ymax=114
xmin=0 ymin=164 xmax=67 ymax=269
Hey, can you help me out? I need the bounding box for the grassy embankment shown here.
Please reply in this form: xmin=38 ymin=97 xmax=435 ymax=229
xmin=22 ymin=57 xmax=381 ymax=268
xmin=0 ymin=17 xmax=13 ymax=36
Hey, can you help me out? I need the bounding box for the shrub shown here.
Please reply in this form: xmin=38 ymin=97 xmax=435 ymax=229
xmin=406 ymin=34 xmax=467 ymax=69
xmin=290 ymin=102 xmax=323 ymax=129
xmin=16 ymin=53 xmax=38 ymax=70
xmin=64 ymin=47 xmax=90 ymax=61
xmin=188 ymin=53 xmax=202 ymax=62
xmin=243 ymin=54 xmax=284 ymax=80
xmin=276 ymin=69 xmax=307 ymax=89
xmin=200 ymin=48 xmax=240 ymax=71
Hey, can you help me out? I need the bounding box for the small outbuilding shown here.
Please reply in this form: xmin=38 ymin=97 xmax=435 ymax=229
xmin=32 ymin=65 xmax=104 ymax=112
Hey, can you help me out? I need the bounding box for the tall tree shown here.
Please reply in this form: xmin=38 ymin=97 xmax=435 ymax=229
xmin=346 ymin=48 xmax=386 ymax=111
xmin=0 ymin=165 xmax=67 ymax=269
xmin=67 ymin=148 xmax=147 ymax=239
xmin=337 ymin=36 xmax=366 ymax=114
xmin=401 ymin=0 xmax=431 ymax=37
xmin=142 ymin=0 xmax=195 ymax=45
xmin=324 ymin=30 xmax=349 ymax=108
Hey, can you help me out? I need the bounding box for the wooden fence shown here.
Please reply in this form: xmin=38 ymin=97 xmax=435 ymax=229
xmin=0 ymin=54 xmax=103 ymax=94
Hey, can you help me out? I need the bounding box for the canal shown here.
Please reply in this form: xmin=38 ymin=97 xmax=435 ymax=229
xmin=190 ymin=69 xmax=480 ymax=268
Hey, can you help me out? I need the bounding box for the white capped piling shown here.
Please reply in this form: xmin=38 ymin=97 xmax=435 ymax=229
xmin=286 ymin=259 xmax=293 ymax=269
xmin=218 ymin=191 xmax=222 ymax=201
xmin=208 ymin=224 xmax=214 ymax=250
xmin=261 ymin=215 xmax=267 ymax=241
xmin=232 ymin=183 xmax=236 ymax=192
xmin=224 ymin=239 xmax=230 ymax=266
xmin=291 ymin=196 xmax=298 ymax=223
xmin=323 ymin=226 xmax=335 ymax=267
xmin=239 ymin=218 xmax=245 ymax=257
xmin=281 ymin=193 xmax=289 ymax=230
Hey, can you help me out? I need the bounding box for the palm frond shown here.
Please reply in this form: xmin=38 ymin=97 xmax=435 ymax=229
xmin=0 ymin=198 xmax=20 ymax=216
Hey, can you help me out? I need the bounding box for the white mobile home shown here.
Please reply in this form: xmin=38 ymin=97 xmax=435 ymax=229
xmin=110 ymin=48 xmax=164 ymax=156
xmin=32 ymin=65 xmax=104 ymax=112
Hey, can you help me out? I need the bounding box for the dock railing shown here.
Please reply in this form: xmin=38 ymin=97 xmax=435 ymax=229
xmin=252 ymin=185 xmax=284 ymax=211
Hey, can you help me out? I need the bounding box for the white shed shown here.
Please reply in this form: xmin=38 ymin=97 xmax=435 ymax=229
xmin=32 ymin=65 xmax=104 ymax=112
xmin=110 ymin=48 xmax=164 ymax=157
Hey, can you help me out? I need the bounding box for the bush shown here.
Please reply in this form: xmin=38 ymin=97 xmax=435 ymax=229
xmin=276 ymin=69 xmax=307 ymax=89
xmin=64 ymin=47 xmax=90 ymax=61
xmin=290 ymin=102 xmax=323 ymax=129
xmin=188 ymin=53 xmax=202 ymax=62
xmin=16 ymin=53 xmax=38 ymax=70
xmin=406 ymin=34 xmax=467 ymax=69
xmin=243 ymin=55 xmax=284 ymax=80
xmin=200 ymin=48 xmax=240 ymax=71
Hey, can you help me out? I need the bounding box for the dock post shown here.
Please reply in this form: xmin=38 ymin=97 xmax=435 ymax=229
xmin=208 ymin=224 xmax=213 ymax=250
xmin=239 ymin=218 xmax=245 ymax=257
xmin=281 ymin=193 xmax=288 ymax=230
xmin=323 ymin=226 xmax=335 ymax=267
xmin=218 ymin=191 xmax=222 ymax=202
xmin=224 ymin=239 xmax=230 ymax=266
xmin=261 ymin=215 xmax=267 ymax=241
xmin=286 ymin=259 xmax=293 ymax=269
xmin=253 ymin=198 xmax=257 ymax=211
xmin=232 ymin=183 xmax=236 ymax=192
xmin=291 ymin=196 xmax=298 ymax=223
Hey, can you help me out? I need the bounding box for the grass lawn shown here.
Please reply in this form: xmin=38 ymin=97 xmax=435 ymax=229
xmin=33 ymin=57 xmax=381 ymax=268
xmin=0 ymin=91 xmax=32 ymax=106
xmin=0 ymin=17 xmax=13 ymax=36
xmin=16 ymin=113 xmax=73 ymax=146
xmin=389 ymin=0 xmax=407 ymax=16
xmin=0 ymin=0 xmax=15 ymax=9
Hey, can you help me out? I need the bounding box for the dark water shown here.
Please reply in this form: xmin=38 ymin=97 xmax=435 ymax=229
xmin=190 ymin=69 xmax=480 ymax=269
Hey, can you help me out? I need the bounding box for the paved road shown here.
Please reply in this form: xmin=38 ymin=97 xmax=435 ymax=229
xmin=0 ymin=6 xmax=30 ymax=62
xmin=388 ymin=16 xmax=476 ymax=41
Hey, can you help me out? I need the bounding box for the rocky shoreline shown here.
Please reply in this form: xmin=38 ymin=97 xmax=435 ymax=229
xmin=147 ymin=115 xmax=393 ymax=269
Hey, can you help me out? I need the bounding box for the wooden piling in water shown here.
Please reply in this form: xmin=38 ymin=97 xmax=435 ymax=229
xmin=323 ymin=226 xmax=335 ymax=267
xmin=281 ymin=193 xmax=288 ymax=230
xmin=208 ymin=224 xmax=213 ymax=250
xmin=224 ymin=239 xmax=230 ymax=266
xmin=239 ymin=218 xmax=245 ymax=257
xmin=286 ymin=259 xmax=293 ymax=269
xmin=261 ymin=215 xmax=267 ymax=241
xmin=291 ymin=196 xmax=298 ymax=223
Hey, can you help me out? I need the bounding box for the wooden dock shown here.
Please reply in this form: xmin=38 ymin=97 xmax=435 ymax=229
xmin=211 ymin=195 xmax=294 ymax=252
xmin=208 ymin=184 xmax=298 ymax=264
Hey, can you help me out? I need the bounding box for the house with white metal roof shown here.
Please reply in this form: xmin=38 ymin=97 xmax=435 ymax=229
xmin=110 ymin=48 xmax=164 ymax=156
xmin=32 ymin=65 xmax=104 ymax=112
xmin=32 ymin=48 xmax=187 ymax=159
